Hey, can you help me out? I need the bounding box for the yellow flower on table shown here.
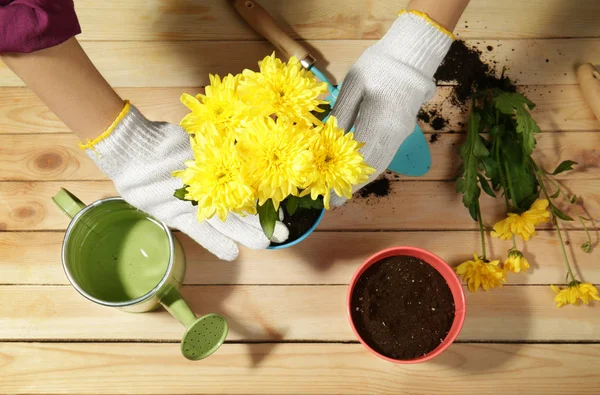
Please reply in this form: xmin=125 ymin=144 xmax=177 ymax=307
xmin=550 ymin=282 xmax=600 ymax=308
xmin=173 ymin=124 xmax=256 ymax=222
xmin=236 ymin=116 xmax=312 ymax=210
xmin=503 ymin=250 xmax=530 ymax=273
xmin=239 ymin=53 xmax=328 ymax=125
xmin=492 ymin=199 xmax=550 ymax=241
xmin=301 ymin=116 xmax=375 ymax=209
xmin=455 ymin=254 xmax=506 ymax=293
xmin=180 ymin=73 xmax=248 ymax=136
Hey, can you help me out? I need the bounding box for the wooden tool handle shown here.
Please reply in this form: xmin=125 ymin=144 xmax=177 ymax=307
xmin=233 ymin=0 xmax=313 ymax=66
xmin=576 ymin=63 xmax=600 ymax=122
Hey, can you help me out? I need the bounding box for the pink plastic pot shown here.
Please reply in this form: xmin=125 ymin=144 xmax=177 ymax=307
xmin=347 ymin=246 xmax=466 ymax=364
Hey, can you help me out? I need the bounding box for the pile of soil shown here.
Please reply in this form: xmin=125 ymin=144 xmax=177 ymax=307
xmin=418 ymin=40 xmax=517 ymax=131
xmin=351 ymin=256 xmax=455 ymax=360
xmin=269 ymin=206 xmax=322 ymax=246
xmin=358 ymin=177 xmax=391 ymax=199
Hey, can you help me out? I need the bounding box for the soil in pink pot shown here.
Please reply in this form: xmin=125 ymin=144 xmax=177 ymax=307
xmin=351 ymin=255 xmax=455 ymax=360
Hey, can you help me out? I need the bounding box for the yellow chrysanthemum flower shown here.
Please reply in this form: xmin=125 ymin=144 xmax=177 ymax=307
xmin=239 ymin=53 xmax=328 ymax=125
xmin=492 ymin=199 xmax=550 ymax=241
xmin=173 ymin=125 xmax=256 ymax=222
xmin=301 ymin=116 xmax=375 ymax=209
xmin=455 ymin=253 xmax=506 ymax=293
xmin=550 ymin=282 xmax=600 ymax=308
xmin=236 ymin=116 xmax=312 ymax=210
xmin=180 ymin=73 xmax=248 ymax=135
xmin=504 ymin=250 xmax=530 ymax=273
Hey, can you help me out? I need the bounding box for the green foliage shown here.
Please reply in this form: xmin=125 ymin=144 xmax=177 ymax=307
xmin=494 ymin=92 xmax=540 ymax=157
xmin=257 ymin=199 xmax=278 ymax=239
xmin=173 ymin=185 xmax=198 ymax=206
xmin=298 ymin=195 xmax=324 ymax=210
xmin=551 ymin=160 xmax=577 ymax=175
xmin=286 ymin=196 xmax=300 ymax=216
xmin=456 ymin=111 xmax=487 ymax=211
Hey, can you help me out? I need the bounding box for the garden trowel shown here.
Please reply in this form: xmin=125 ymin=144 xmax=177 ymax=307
xmin=233 ymin=0 xmax=431 ymax=177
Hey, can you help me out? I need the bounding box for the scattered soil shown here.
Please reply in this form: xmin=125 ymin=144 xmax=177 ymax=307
xmin=358 ymin=177 xmax=391 ymax=199
xmin=429 ymin=133 xmax=440 ymax=143
xmin=350 ymin=256 xmax=455 ymax=360
xmin=269 ymin=206 xmax=321 ymax=247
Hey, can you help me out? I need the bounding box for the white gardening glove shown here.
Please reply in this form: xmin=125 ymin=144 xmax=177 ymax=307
xmin=329 ymin=11 xmax=454 ymax=205
xmin=82 ymin=104 xmax=288 ymax=261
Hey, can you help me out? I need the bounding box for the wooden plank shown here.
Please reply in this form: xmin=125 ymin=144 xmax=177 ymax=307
xmin=2 ymin=86 xmax=598 ymax=135
xmin=72 ymin=0 xmax=600 ymax=41
xmin=1 ymin=40 xmax=598 ymax=87
xmin=0 ymin=87 xmax=201 ymax=134
xmin=1 ymin=180 xmax=598 ymax=231
xmin=1 ymin=343 xmax=599 ymax=394
xmin=2 ymin=231 xmax=598 ymax=286
xmin=1 ymin=131 xmax=598 ymax=181
xmin=1 ymin=285 xmax=598 ymax=342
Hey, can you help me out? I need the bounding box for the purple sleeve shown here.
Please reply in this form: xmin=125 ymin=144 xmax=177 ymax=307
xmin=0 ymin=0 xmax=81 ymax=53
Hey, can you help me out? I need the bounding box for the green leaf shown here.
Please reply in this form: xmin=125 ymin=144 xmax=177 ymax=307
xmin=478 ymin=174 xmax=496 ymax=197
xmin=257 ymin=199 xmax=278 ymax=239
xmin=468 ymin=203 xmax=479 ymax=222
xmin=286 ymin=196 xmax=299 ymax=216
xmin=174 ymin=186 xmax=188 ymax=201
xmin=457 ymin=111 xmax=484 ymax=209
xmin=298 ymin=195 xmax=324 ymax=210
xmin=569 ymin=194 xmax=578 ymax=204
xmin=494 ymin=92 xmax=540 ymax=156
xmin=550 ymin=189 xmax=561 ymax=199
xmin=581 ymin=241 xmax=592 ymax=254
xmin=551 ymin=205 xmax=574 ymax=222
xmin=551 ymin=160 xmax=577 ymax=175
xmin=481 ymin=156 xmax=499 ymax=185
xmin=500 ymin=136 xmax=539 ymax=210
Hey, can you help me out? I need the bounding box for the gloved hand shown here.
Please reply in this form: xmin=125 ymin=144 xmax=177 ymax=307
xmin=329 ymin=11 xmax=454 ymax=205
xmin=82 ymin=103 xmax=288 ymax=261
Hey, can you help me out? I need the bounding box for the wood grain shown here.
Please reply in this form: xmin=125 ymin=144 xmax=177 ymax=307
xmin=2 ymin=231 xmax=598 ymax=286
xmin=71 ymin=0 xmax=600 ymax=41
xmin=1 ymin=40 xmax=598 ymax=87
xmin=1 ymin=180 xmax=597 ymax=231
xmin=2 ymin=131 xmax=597 ymax=181
xmin=0 ymin=285 xmax=598 ymax=342
xmin=1 ymin=343 xmax=599 ymax=394
xmin=2 ymin=86 xmax=598 ymax=135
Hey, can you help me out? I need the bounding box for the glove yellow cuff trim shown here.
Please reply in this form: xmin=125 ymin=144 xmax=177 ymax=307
xmin=78 ymin=100 xmax=131 ymax=150
xmin=398 ymin=9 xmax=455 ymax=40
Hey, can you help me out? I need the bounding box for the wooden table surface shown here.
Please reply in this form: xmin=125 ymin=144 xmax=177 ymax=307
xmin=1 ymin=1 xmax=600 ymax=394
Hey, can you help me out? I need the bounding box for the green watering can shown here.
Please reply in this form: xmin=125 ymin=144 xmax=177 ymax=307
xmin=53 ymin=188 xmax=228 ymax=360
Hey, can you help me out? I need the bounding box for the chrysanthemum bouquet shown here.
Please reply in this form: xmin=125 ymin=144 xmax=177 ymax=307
xmin=454 ymin=76 xmax=598 ymax=307
xmin=172 ymin=53 xmax=374 ymax=239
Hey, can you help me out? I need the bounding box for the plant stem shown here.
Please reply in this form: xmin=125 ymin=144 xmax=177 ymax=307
xmin=511 ymin=233 xmax=518 ymax=251
xmin=503 ymin=158 xmax=519 ymax=209
xmin=579 ymin=215 xmax=593 ymax=246
xmin=534 ymin=164 xmax=576 ymax=283
xmin=476 ymin=202 xmax=487 ymax=260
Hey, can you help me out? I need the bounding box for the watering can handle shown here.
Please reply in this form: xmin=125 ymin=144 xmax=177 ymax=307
xmin=52 ymin=188 xmax=86 ymax=219
xmin=233 ymin=0 xmax=315 ymax=67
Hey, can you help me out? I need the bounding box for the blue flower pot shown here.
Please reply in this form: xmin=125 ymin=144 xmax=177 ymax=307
xmin=267 ymin=208 xmax=325 ymax=250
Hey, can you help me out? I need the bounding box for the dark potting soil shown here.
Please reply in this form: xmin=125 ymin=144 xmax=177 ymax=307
xmin=351 ymin=256 xmax=455 ymax=360
xmin=269 ymin=206 xmax=321 ymax=247
xmin=434 ymin=40 xmax=516 ymax=107
xmin=358 ymin=177 xmax=391 ymax=199
xmin=429 ymin=133 xmax=440 ymax=143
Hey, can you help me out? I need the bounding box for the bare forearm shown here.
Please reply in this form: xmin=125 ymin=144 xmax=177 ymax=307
xmin=1 ymin=37 xmax=124 ymax=141
xmin=407 ymin=0 xmax=470 ymax=31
